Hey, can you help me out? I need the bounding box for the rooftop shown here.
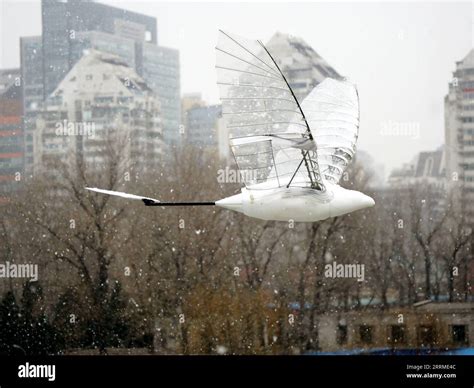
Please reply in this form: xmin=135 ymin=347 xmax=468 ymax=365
xmin=49 ymin=49 xmax=153 ymax=102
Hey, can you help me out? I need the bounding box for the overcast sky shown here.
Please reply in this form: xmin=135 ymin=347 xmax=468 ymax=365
xmin=1 ymin=1 xmax=472 ymax=178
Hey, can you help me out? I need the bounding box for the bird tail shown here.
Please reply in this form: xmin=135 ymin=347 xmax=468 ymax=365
xmin=85 ymin=187 xmax=215 ymax=206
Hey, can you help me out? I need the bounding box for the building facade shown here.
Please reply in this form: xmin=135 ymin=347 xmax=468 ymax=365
xmin=445 ymin=49 xmax=474 ymax=224
xmin=34 ymin=50 xmax=163 ymax=176
xmin=21 ymin=0 xmax=180 ymax=176
xmin=316 ymin=302 xmax=474 ymax=353
xmin=70 ymin=31 xmax=137 ymax=70
xmin=41 ymin=0 xmax=157 ymax=98
xmin=183 ymin=103 xmax=230 ymax=160
xmin=181 ymin=93 xmax=205 ymax=121
xmin=388 ymin=147 xmax=446 ymax=189
xmin=265 ymin=32 xmax=342 ymax=101
xmin=0 ymin=69 xmax=23 ymax=203
xmin=139 ymin=43 xmax=181 ymax=147
xmin=20 ymin=36 xmax=44 ymax=176
xmin=185 ymin=105 xmax=222 ymax=147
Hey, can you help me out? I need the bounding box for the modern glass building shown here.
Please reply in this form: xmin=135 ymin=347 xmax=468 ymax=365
xmin=70 ymin=31 xmax=136 ymax=70
xmin=139 ymin=43 xmax=181 ymax=147
xmin=0 ymin=69 xmax=23 ymax=202
xmin=20 ymin=0 xmax=182 ymax=174
xmin=20 ymin=36 xmax=44 ymax=175
xmin=265 ymin=32 xmax=341 ymax=101
xmin=41 ymin=0 xmax=157 ymax=98
xmin=184 ymin=105 xmax=222 ymax=147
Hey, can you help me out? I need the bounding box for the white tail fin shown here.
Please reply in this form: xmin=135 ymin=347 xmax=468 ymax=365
xmin=85 ymin=187 xmax=216 ymax=207
xmin=85 ymin=187 xmax=160 ymax=204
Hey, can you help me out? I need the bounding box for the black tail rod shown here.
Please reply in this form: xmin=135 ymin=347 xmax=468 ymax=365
xmin=143 ymin=199 xmax=216 ymax=206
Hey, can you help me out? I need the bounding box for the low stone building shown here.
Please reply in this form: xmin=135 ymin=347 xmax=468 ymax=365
xmin=318 ymin=301 xmax=473 ymax=352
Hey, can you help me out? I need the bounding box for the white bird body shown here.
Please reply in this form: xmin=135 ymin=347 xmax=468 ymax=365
xmin=86 ymin=31 xmax=375 ymax=222
xmin=216 ymin=183 xmax=374 ymax=222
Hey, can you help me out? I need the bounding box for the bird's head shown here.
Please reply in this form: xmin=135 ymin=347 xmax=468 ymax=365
xmin=329 ymin=186 xmax=375 ymax=218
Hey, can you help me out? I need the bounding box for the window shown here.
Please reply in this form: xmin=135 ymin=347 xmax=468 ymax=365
xmin=337 ymin=325 xmax=348 ymax=345
xmin=145 ymin=30 xmax=152 ymax=42
xmin=94 ymin=96 xmax=114 ymax=104
xmin=389 ymin=325 xmax=406 ymax=345
xmin=418 ymin=325 xmax=436 ymax=347
xmin=424 ymin=157 xmax=434 ymax=177
xmin=452 ymin=325 xmax=468 ymax=345
xmin=359 ymin=325 xmax=373 ymax=344
xmin=85 ymin=74 xmax=93 ymax=81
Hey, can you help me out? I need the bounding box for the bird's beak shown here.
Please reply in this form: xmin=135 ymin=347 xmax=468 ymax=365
xmin=363 ymin=194 xmax=375 ymax=208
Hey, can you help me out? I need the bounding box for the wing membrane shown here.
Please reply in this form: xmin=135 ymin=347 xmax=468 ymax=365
xmin=216 ymin=30 xmax=324 ymax=190
xmin=296 ymin=78 xmax=360 ymax=184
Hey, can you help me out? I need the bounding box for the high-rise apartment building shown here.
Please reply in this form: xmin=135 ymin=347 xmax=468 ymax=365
xmin=445 ymin=49 xmax=474 ymax=223
xmin=34 ymin=50 xmax=163 ymax=175
xmin=265 ymin=32 xmax=341 ymax=101
xmin=21 ymin=0 xmax=180 ymax=174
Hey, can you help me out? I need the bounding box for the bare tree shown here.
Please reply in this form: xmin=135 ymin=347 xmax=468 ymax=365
xmin=409 ymin=184 xmax=449 ymax=299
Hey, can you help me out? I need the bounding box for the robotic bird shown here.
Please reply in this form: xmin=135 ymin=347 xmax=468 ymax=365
xmin=86 ymin=30 xmax=374 ymax=222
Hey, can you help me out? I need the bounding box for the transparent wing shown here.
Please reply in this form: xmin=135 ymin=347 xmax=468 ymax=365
xmin=216 ymin=30 xmax=324 ymax=190
xmin=296 ymin=78 xmax=359 ymax=184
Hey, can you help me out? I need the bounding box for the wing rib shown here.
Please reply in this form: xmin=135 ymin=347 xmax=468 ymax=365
xmin=257 ymin=41 xmax=312 ymax=140
xmin=216 ymin=31 xmax=325 ymax=191
xmin=219 ymin=29 xmax=279 ymax=75
xmin=257 ymin=40 xmax=323 ymax=191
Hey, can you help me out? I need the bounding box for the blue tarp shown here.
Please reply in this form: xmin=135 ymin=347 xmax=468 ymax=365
xmin=308 ymin=348 xmax=474 ymax=356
